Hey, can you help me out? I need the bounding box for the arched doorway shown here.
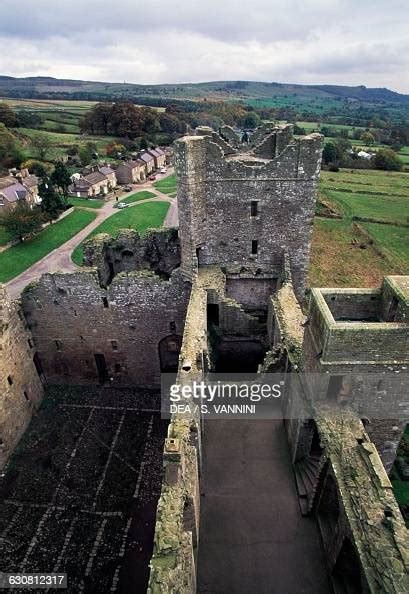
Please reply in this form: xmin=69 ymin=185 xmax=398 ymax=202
xmin=332 ymin=538 xmax=363 ymax=594
xmin=158 ymin=335 xmax=183 ymax=373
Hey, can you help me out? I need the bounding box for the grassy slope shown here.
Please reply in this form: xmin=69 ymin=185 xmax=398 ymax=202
xmin=0 ymin=209 xmax=96 ymax=283
xmin=71 ymin=201 xmax=169 ymax=265
xmin=308 ymin=218 xmax=402 ymax=287
xmin=313 ymin=168 xmax=409 ymax=284
xmin=361 ymin=223 xmax=409 ymax=272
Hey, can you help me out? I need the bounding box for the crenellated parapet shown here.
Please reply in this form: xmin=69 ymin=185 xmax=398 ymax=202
xmin=175 ymin=124 xmax=323 ymax=299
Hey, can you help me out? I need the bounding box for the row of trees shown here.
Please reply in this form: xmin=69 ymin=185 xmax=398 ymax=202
xmin=322 ymin=139 xmax=403 ymax=171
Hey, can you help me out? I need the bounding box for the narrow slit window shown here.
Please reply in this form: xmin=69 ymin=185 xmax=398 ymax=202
xmin=7 ymin=375 xmax=13 ymax=386
xmin=250 ymin=201 xmax=258 ymax=217
xmin=55 ymin=340 xmax=62 ymax=351
xmin=111 ymin=340 xmax=118 ymax=351
xmin=251 ymin=240 xmax=258 ymax=255
xmin=102 ymin=297 xmax=109 ymax=309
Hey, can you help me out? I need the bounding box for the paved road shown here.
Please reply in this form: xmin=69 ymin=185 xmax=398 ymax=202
xmin=197 ymin=418 xmax=331 ymax=594
xmin=5 ymin=170 xmax=178 ymax=299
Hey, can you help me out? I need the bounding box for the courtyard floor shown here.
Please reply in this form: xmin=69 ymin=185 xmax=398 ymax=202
xmin=0 ymin=386 xmax=167 ymax=593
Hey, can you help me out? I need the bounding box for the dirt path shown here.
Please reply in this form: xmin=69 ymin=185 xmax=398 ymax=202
xmin=5 ymin=171 xmax=178 ymax=299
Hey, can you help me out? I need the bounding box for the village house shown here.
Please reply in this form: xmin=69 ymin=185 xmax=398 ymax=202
xmin=68 ymin=170 xmax=110 ymax=198
xmin=147 ymin=147 xmax=166 ymax=169
xmin=98 ymin=165 xmax=117 ymax=189
xmin=138 ymin=150 xmax=155 ymax=174
xmin=115 ymin=159 xmax=147 ymax=184
xmin=0 ymin=169 xmax=40 ymax=210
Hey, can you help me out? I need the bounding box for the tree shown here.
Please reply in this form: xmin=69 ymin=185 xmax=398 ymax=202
xmin=39 ymin=179 xmax=66 ymax=221
xmin=106 ymin=142 xmax=126 ymax=158
xmin=0 ymin=201 xmax=43 ymax=242
xmin=31 ymin=134 xmax=52 ymax=161
xmin=360 ymin=131 xmax=375 ymax=145
xmin=373 ymin=149 xmax=402 ymax=171
xmin=51 ymin=162 xmax=71 ymax=197
xmin=322 ymin=142 xmax=338 ymax=165
xmin=0 ymin=123 xmax=24 ymax=170
xmin=243 ymin=112 xmax=261 ymax=128
xmin=140 ymin=137 xmax=148 ymax=150
xmin=0 ymin=102 xmax=18 ymax=127
xmin=78 ymin=142 xmax=97 ymax=166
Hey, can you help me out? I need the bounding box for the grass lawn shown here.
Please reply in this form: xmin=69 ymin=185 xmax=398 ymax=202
xmin=0 ymin=209 xmax=97 ymax=283
xmin=67 ymin=197 xmax=105 ymax=209
xmin=154 ymin=174 xmax=177 ymax=195
xmin=71 ymin=201 xmax=170 ymax=266
xmin=308 ymin=218 xmax=403 ymax=287
xmin=120 ymin=190 xmax=156 ymax=205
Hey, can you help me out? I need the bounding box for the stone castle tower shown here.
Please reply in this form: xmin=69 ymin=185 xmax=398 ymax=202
xmin=174 ymin=124 xmax=323 ymax=299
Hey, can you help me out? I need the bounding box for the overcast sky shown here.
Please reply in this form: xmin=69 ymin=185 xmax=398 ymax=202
xmin=1 ymin=0 xmax=408 ymax=93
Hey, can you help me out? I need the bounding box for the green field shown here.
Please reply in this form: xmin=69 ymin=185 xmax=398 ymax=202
xmin=120 ymin=190 xmax=156 ymax=205
xmin=0 ymin=209 xmax=97 ymax=283
xmin=67 ymin=197 xmax=105 ymax=209
xmin=320 ymin=169 xmax=409 ymax=224
xmin=361 ymin=223 xmax=409 ymax=271
xmin=153 ymin=174 xmax=177 ymax=195
xmin=312 ymin=168 xmax=409 ymax=286
xmin=17 ymin=127 xmax=113 ymax=162
xmin=71 ymin=201 xmax=170 ymax=265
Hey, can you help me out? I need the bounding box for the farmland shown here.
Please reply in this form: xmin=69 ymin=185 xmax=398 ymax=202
xmin=309 ymin=168 xmax=409 ymax=286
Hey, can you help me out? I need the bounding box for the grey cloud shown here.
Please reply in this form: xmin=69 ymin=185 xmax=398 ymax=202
xmin=0 ymin=0 xmax=408 ymax=92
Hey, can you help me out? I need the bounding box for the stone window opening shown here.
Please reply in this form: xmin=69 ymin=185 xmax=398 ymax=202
xmin=169 ymin=321 xmax=176 ymax=333
xmin=111 ymin=340 xmax=118 ymax=351
xmin=102 ymin=297 xmax=109 ymax=309
xmin=114 ymin=363 xmax=121 ymax=373
xmin=7 ymin=375 xmax=13 ymax=386
xmin=251 ymin=240 xmax=258 ymax=255
xmin=23 ymin=390 xmax=29 ymax=401
xmin=250 ymin=201 xmax=258 ymax=217
xmin=55 ymin=340 xmax=62 ymax=352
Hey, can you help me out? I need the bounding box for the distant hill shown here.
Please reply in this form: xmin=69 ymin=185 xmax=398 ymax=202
xmin=0 ymin=76 xmax=408 ymax=106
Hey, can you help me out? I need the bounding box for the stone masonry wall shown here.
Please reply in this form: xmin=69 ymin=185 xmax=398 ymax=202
xmin=21 ymin=269 xmax=191 ymax=387
xmin=175 ymin=127 xmax=323 ymax=299
xmin=0 ymin=285 xmax=44 ymax=469
xmin=83 ymin=228 xmax=181 ymax=287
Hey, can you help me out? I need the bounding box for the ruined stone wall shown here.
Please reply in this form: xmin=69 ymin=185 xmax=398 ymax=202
xmin=21 ymin=270 xmax=191 ymax=388
xmin=313 ymin=413 xmax=409 ymax=594
xmin=0 ymin=286 xmax=43 ymax=469
xmin=149 ymin=273 xmax=208 ymax=594
xmin=300 ymin=279 xmax=409 ymax=471
xmin=83 ymin=228 xmax=180 ymax=287
xmin=175 ymin=128 xmax=322 ymax=299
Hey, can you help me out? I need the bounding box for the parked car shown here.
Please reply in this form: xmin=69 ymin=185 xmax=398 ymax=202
xmin=116 ymin=202 xmax=129 ymax=209
xmin=160 ymin=167 xmax=167 ymax=174
xmin=148 ymin=174 xmax=156 ymax=181
xmin=124 ymin=186 xmax=133 ymax=192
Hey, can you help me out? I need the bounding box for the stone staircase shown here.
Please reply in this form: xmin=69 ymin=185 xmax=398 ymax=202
xmin=293 ymin=453 xmax=322 ymax=515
